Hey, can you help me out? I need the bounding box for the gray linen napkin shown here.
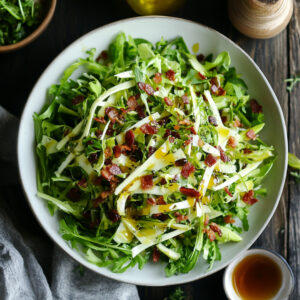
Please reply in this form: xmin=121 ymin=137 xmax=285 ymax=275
xmin=0 ymin=106 xmax=140 ymax=300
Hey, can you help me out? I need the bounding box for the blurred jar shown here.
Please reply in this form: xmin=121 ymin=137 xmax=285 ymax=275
xmin=126 ymin=0 xmax=186 ymax=15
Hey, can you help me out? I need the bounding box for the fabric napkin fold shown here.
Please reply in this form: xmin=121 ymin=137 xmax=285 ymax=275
xmin=0 ymin=106 xmax=140 ymax=300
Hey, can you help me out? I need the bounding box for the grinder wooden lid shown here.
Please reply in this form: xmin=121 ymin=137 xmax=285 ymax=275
xmin=228 ymin=0 xmax=293 ymax=39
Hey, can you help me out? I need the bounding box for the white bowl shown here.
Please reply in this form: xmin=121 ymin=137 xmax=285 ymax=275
xmin=17 ymin=16 xmax=288 ymax=286
xmin=223 ymin=248 xmax=294 ymax=300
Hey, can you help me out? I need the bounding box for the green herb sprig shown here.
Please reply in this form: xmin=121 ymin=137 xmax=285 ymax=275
xmin=285 ymin=75 xmax=300 ymax=92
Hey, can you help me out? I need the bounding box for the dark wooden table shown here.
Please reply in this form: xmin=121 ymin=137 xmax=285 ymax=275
xmin=1 ymin=0 xmax=299 ymax=299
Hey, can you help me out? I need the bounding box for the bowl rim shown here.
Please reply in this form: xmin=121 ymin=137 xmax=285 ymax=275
xmin=17 ymin=15 xmax=288 ymax=286
xmin=0 ymin=0 xmax=57 ymax=53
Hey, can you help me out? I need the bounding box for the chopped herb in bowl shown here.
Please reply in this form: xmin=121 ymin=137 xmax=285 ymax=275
xmin=0 ymin=0 xmax=41 ymax=46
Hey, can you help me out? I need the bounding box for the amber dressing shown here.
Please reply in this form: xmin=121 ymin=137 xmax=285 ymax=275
xmin=232 ymin=254 xmax=282 ymax=300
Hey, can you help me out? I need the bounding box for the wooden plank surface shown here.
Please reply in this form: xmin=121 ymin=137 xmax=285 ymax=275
xmin=0 ymin=0 xmax=298 ymax=299
xmin=288 ymin=1 xmax=300 ymax=298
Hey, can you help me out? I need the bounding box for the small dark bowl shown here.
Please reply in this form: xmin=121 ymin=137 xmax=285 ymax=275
xmin=0 ymin=0 xmax=56 ymax=53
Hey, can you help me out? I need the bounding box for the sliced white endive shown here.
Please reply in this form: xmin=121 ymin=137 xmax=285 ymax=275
xmin=113 ymin=221 xmax=134 ymax=244
xmin=41 ymin=136 xmax=58 ymax=155
xmin=82 ymin=80 xmax=135 ymax=138
xmin=122 ymin=218 xmax=164 ymax=245
xmin=140 ymin=198 xmax=195 ymax=216
xmin=190 ymin=86 xmax=201 ymax=133
xmin=100 ymin=120 xmax=111 ymax=140
xmin=156 ymin=243 xmax=181 ymax=260
xmin=204 ymin=90 xmax=223 ymax=127
xmin=114 ymin=70 xmax=134 ymax=78
xmin=97 ymin=94 xmax=116 ymax=117
xmin=131 ymin=228 xmax=190 ymax=257
xmin=132 ymin=183 xmax=180 ymax=196
xmin=218 ymin=161 xmax=237 ymax=174
xmin=115 ymin=112 xmax=161 ymax=144
xmin=188 ymin=57 xmax=207 ymax=76
xmin=202 ymin=143 xmax=220 ymax=156
xmin=55 ymin=153 xmax=75 ymax=177
xmin=198 ymin=165 xmax=215 ymax=197
xmin=56 ymin=120 xmax=84 ymax=150
xmin=212 ymin=161 xmax=262 ymax=191
xmin=117 ymin=192 xmax=130 ymax=216
xmin=75 ymin=154 xmax=94 ymax=175
xmin=236 ymin=180 xmax=254 ymax=193
xmin=114 ymin=141 xmax=170 ymax=195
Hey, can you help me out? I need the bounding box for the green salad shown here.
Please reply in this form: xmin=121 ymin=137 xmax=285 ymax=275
xmin=34 ymin=33 xmax=275 ymax=276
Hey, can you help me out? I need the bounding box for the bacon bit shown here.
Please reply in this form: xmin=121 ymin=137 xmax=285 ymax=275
xmin=127 ymin=96 xmax=138 ymax=110
xmin=181 ymin=162 xmax=195 ymax=178
xmin=250 ymin=99 xmax=263 ymax=114
xmin=204 ymin=228 xmax=216 ymax=241
xmin=198 ymin=72 xmax=207 ymax=80
xmin=171 ymin=131 xmax=181 ymax=139
xmin=63 ymin=128 xmax=71 ymax=136
xmin=88 ymin=153 xmax=98 ymax=164
xmin=120 ymin=145 xmax=131 ymax=153
xmin=104 ymin=147 xmax=112 ymax=158
xmin=169 ymin=136 xmax=175 ymax=143
xmin=141 ymin=175 xmax=153 ymax=190
xmin=175 ymin=158 xmax=188 ymax=166
xmin=156 ymin=196 xmax=166 ymax=205
xmin=105 ymin=107 xmax=119 ymax=124
xmin=180 ymin=187 xmax=200 ymax=197
xmin=104 ymin=158 xmax=112 ymax=165
xmin=160 ymin=178 xmax=167 ymax=185
xmin=227 ymin=136 xmax=237 ymax=148
xmin=72 ymin=95 xmax=85 ymax=105
xmin=174 ymin=212 xmax=188 ymax=223
xmin=92 ymin=195 xmax=105 ymax=208
xmin=137 ymin=82 xmax=155 ymax=96
xmin=164 ymin=97 xmax=173 ymax=106
xmin=224 ymin=215 xmax=235 ymax=224
xmin=77 ymin=178 xmax=87 ymax=188
xmin=96 ymin=50 xmax=108 ymax=62
xmin=218 ymin=87 xmax=226 ymax=96
xmin=108 ymin=209 xmax=121 ymax=223
xmin=204 ymin=215 xmax=210 ymax=226
xmin=174 ymin=125 xmax=180 ymax=131
xmin=147 ymin=198 xmax=156 ymax=206
xmin=182 ymin=94 xmax=189 ymax=104
xmin=209 ymin=222 xmax=222 ymax=237
xmin=204 ymin=154 xmax=217 ymax=167
xmin=246 ymin=129 xmax=256 ymax=140
xmin=184 ymin=139 xmax=191 ymax=146
xmin=136 ymin=105 xmax=146 ymax=119
xmin=233 ymin=119 xmax=242 ymax=128
xmin=197 ymin=54 xmax=205 ymax=62
xmin=179 ymin=119 xmax=192 ymax=126
xmin=242 ymin=190 xmax=258 ymax=205
xmin=224 ymin=186 xmax=233 ymax=197
xmin=146 ymin=146 xmax=156 ymax=158
xmin=140 ymin=123 xmax=158 ymax=135
xmin=221 ymin=115 xmax=227 ymax=123
xmin=189 ymin=126 xmax=196 ymax=135
xmin=153 ymin=72 xmax=162 ymax=84
xmin=152 ymin=213 xmax=169 ymax=221
xmin=113 ymin=145 xmax=122 ymax=158
xmin=152 ymin=247 xmax=160 ymax=262
xmin=218 ymin=146 xmax=230 ymax=163
xmin=164 ymin=129 xmax=171 ymax=138
xmin=93 ymin=116 xmax=106 ymax=124
xmin=93 ymin=176 xmax=102 ymax=186
xmin=125 ymin=130 xmax=135 ymax=147
xmin=243 ymin=148 xmax=253 ymax=154
xmin=107 ymin=164 xmax=122 ymax=175
xmin=208 ymin=116 xmax=218 ymax=127
xmin=101 ymin=168 xmax=114 ymax=181
xmin=67 ymin=188 xmax=80 ymax=202
xmin=165 ymin=69 xmax=175 ymax=81
xmin=95 ymin=129 xmax=103 ymax=138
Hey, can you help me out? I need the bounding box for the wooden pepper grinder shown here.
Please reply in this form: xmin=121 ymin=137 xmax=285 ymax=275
xmin=228 ymin=0 xmax=293 ymax=39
